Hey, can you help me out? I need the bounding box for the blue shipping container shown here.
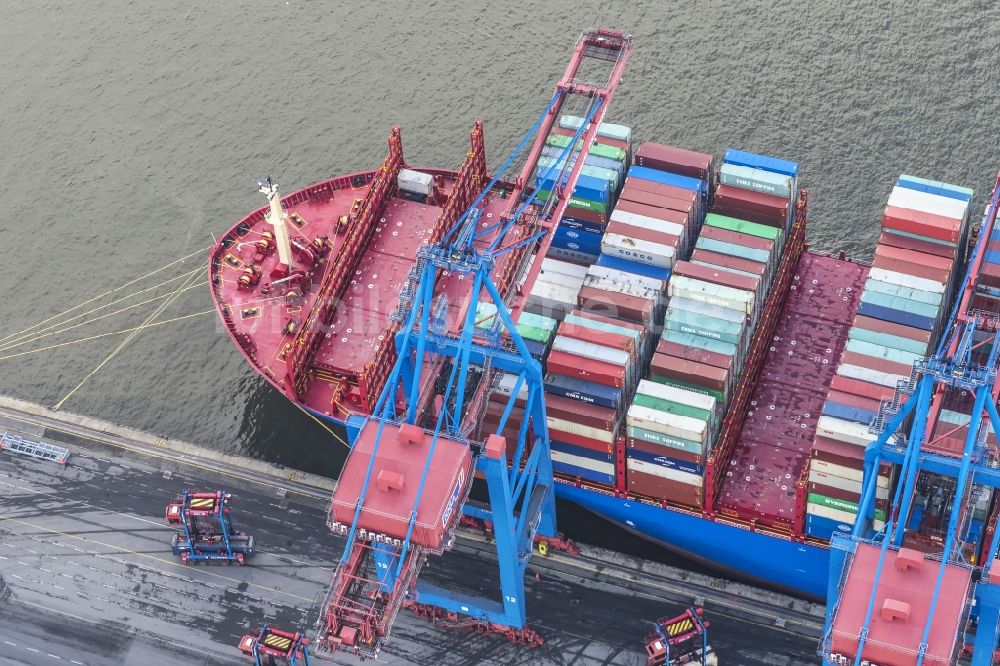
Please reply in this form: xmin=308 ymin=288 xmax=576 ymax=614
xmin=551 ymin=439 xmax=614 ymax=463
xmin=544 ymin=373 xmax=621 ymax=409
xmin=896 ymin=174 xmax=973 ymax=202
xmin=596 ymin=253 xmax=672 ymax=282
xmin=552 ymin=460 xmax=615 ymax=486
xmin=821 ymin=400 xmax=876 ymax=426
xmin=723 ymin=148 xmax=799 ymax=178
xmin=560 ymin=215 xmax=606 ymax=234
xmin=856 ymin=301 xmax=935 ymax=332
xmin=626 ymin=447 xmax=704 ymax=476
xmin=627 ymin=165 xmax=707 ymax=196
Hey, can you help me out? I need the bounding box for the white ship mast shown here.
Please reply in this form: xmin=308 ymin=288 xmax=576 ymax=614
xmin=258 ymin=177 xmax=293 ymax=274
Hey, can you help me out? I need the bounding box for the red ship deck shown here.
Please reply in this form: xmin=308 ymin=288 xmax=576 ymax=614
xmin=210 ymin=167 xmax=516 ymax=419
xmin=718 ymin=253 xmax=869 ymax=525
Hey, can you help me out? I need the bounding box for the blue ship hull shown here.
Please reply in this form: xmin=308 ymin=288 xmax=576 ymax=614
xmin=335 ymin=411 xmax=829 ymax=598
xmin=555 ymin=483 xmax=829 ymax=598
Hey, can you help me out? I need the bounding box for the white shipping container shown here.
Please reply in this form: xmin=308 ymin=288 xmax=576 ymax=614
xmin=397 ymin=168 xmax=434 ymax=196
xmin=547 ymin=416 xmax=615 ymax=444
xmin=534 ymin=269 xmax=586 ymax=292
xmin=584 ymin=274 xmax=662 ymax=301
xmin=610 ymin=209 xmax=686 ymax=238
xmin=868 ymin=267 xmax=946 ymax=295
xmin=551 ymin=450 xmax=615 ymax=476
xmin=815 ymin=415 xmax=876 ymax=447
xmin=587 ymin=264 xmax=664 ymax=292
xmin=636 ymin=379 xmax=717 ymax=413
xmin=806 ymin=502 xmax=858 ymax=524
xmin=810 ymin=459 xmax=888 ymax=485
xmin=719 ymin=163 xmax=794 ymax=198
xmin=668 ymin=275 xmax=754 ymax=315
xmin=808 ymin=468 xmax=890 ymax=499
xmin=526 ymin=281 xmax=580 ymax=320
xmin=626 ymin=458 xmax=702 ymax=486
xmin=601 ymin=234 xmax=676 ymax=268
xmin=541 ymin=257 xmax=589 ymax=280
xmin=551 ymin=335 xmax=630 ymax=367
xmin=495 ymin=372 xmax=529 ymax=402
xmin=627 ymin=404 xmax=707 ymax=443
xmin=887 ymin=186 xmax=970 ymax=221
xmin=836 ymin=363 xmax=908 ymax=390
xmin=668 ymin=295 xmax=746 ymax=325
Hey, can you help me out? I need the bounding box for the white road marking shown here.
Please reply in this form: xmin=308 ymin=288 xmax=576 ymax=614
xmin=48 ymin=653 xmax=62 ymax=659
xmin=26 ymin=647 xmax=39 ymax=653
xmin=10 ymin=574 xmax=22 ymax=579
xmin=3 ymin=641 xmax=15 ymax=646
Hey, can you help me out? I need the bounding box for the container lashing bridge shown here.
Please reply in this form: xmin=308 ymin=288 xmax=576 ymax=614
xmin=238 ymin=624 xmax=310 ymax=665
xmin=316 ymin=29 xmax=633 ymax=659
xmin=821 ymin=173 xmax=1000 ymax=666
xmin=165 ymin=490 xmax=255 ymax=565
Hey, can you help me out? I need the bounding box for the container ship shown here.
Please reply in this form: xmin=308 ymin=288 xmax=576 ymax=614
xmin=207 ymin=31 xmax=999 ymax=607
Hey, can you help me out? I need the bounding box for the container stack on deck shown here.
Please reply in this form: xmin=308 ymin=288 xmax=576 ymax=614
xmin=538 ymin=115 xmax=632 ymax=266
xmin=544 ymin=310 xmax=649 ymax=485
xmin=627 ymin=149 xmax=798 ymax=509
xmin=803 ymin=175 xmax=973 ymax=541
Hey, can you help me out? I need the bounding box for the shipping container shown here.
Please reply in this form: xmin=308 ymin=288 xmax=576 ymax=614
xmin=628 ymin=165 xmax=707 ymax=196
xmin=595 ymin=253 xmax=672 ymax=282
xmin=610 ymin=207 xmax=687 ymax=236
xmin=627 ymin=404 xmax=708 ymax=443
xmin=723 ymin=148 xmax=799 ymax=178
xmin=618 ymin=186 xmax=695 ymax=215
xmin=604 ymin=220 xmax=681 ymax=251
xmin=719 ymin=163 xmax=794 ymax=198
xmin=601 ymin=233 xmax=676 ymax=268
xmin=634 ymin=142 xmax=713 ymax=181
xmin=656 ymin=339 xmax=734 ymax=371
xmin=544 ymin=373 xmax=621 ymax=409
xmin=547 ymin=349 xmax=626 ymax=387
xmin=690 ymin=249 xmax=768 ymax=281
xmin=868 ymin=266 xmax=946 ymax=294
xmin=648 ymin=355 xmax=729 ymax=394
xmin=886 ymin=186 xmax=970 ymax=221
xmin=577 ymin=285 xmax=656 ymax=327
xmin=704 ymin=212 xmax=783 ymax=242
xmin=628 ymin=425 xmax=706 ymax=455
xmin=614 ymin=200 xmax=691 ymax=228
xmin=712 ymin=184 xmax=789 ymax=228
xmin=879 ymin=230 xmax=958 ymax=260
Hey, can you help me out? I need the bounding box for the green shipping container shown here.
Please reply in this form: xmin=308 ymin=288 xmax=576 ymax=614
xmin=627 ymin=425 xmax=706 ymax=455
xmin=807 ymin=492 xmax=887 ymax=522
xmin=848 ymin=326 xmax=928 ymax=356
xmin=664 ymin=308 xmax=745 ymax=346
xmin=704 ymin=213 xmax=782 ymax=242
xmin=647 ymin=375 xmax=726 ymax=403
xmin=632 ymin=393 xmax=713 ymax=423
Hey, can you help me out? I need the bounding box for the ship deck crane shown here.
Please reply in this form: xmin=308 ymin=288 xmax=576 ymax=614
xmin=165 ymin=489 xmax=255 ymax=565
xmin=316 ymin=29 xmax=633 ymax=659
xmin=821 ymin=173 xmax=1000 ymax=666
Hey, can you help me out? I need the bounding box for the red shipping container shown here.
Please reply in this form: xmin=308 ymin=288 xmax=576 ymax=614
xmin=699 ymin=224 xmax=776 ymax=255
xmin=623 ymin=176 xmax=698 ymax=203
xmin=873 ymin=250 xmax=951 ymax=284
xmin=690 ymin=248 xmax=768 ymax=280
xmin=811 ymin=436 xmax=864 ymax=469
xmin=570 ymin=308 xmax=647 ymax=335
xmin=627 ymin=468 xmax=703 ymax=507
xmin=829 ymin=375 xmax=895 ymax=403
xmin=614 ymin=199 xmax=690 ymax=227
xmin=840 ymin=351 xmax=914 ymax=378
xmin=883 ymin=205 xmax=961 ymax=243
xmin=628 ymin=438 xmax=704 ymax=466
xmin=605 ymin=220 xmax=681 ymax=249
xmin=634 ymin=142 xmax=714 ymax=181
xmin=875 ymin=244 xmax=953 ymax=271
xmin=712 ymin=184 xmax=789 ymax=228
xmin=558 ymin=319 xmax=636 ymax=353
xmin=650 ymin=355 xmax=728 ymax=393
xmin=979 ymin=263 xmax=1000 ymax=290
xmin=547 ymin=349 xmax=625 ymax=388
xmin=330 ymin=423 xmax=473 ymax=549
xmin=577 ymin=285 xmax=655 ymax=326
xmin=549 ymin=426 xmax=614 ymax=455
xmin=656 ymin=341 xmax=734 ymax=371
xmin=672 ymin=260 xmax=760 ymax=295
xmin=853 ymin=315 xmax=932 ymax=344
xmin=547 ymin=394 xmax=618 ymax=431
xmin=618 ymin=187 xmax=694 ymax=215
xmin=826 ymin=389 xmax=882 ymax=414
xmin=561 ymin=204 xmax=607 ymax=226
xmin=878 ymin=231 xmax=957 ymax=261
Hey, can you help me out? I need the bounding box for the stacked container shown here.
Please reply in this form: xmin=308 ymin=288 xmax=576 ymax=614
xmin=804 ymin=175 xmax=973 ymax=540
xmin=626 ymin=379 xmax=720 ymax=505
xmin=539 ymin=115 xmax=632 ymax=265
xmin=544 ymin=310 xmax=648 ymax=485
xmin=475 ymin=301 xmax=556 ymax=364
xmin=526 ymin=258 xmax=588 ymax=321
xmin=626 ymin=149 xmax=799 ymax=508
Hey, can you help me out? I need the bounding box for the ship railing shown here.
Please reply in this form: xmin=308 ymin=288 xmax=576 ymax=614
xmin=0 ymin=432 xmax=70 ymax=464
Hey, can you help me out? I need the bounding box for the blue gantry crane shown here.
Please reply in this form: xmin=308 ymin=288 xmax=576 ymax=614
xmin=316 ymin=29 xmax=633 ymax=659
xmin=821 ymin=174 xmax=1000 ymax=666
xmin=165 ymin=489 xmax=255 ymax=565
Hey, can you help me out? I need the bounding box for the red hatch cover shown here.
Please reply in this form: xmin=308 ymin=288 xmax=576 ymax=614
xmin=330 ymin=421 xmax=473 ymax=551
xmin=830 ymin=543 xmax=971 ymax=666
